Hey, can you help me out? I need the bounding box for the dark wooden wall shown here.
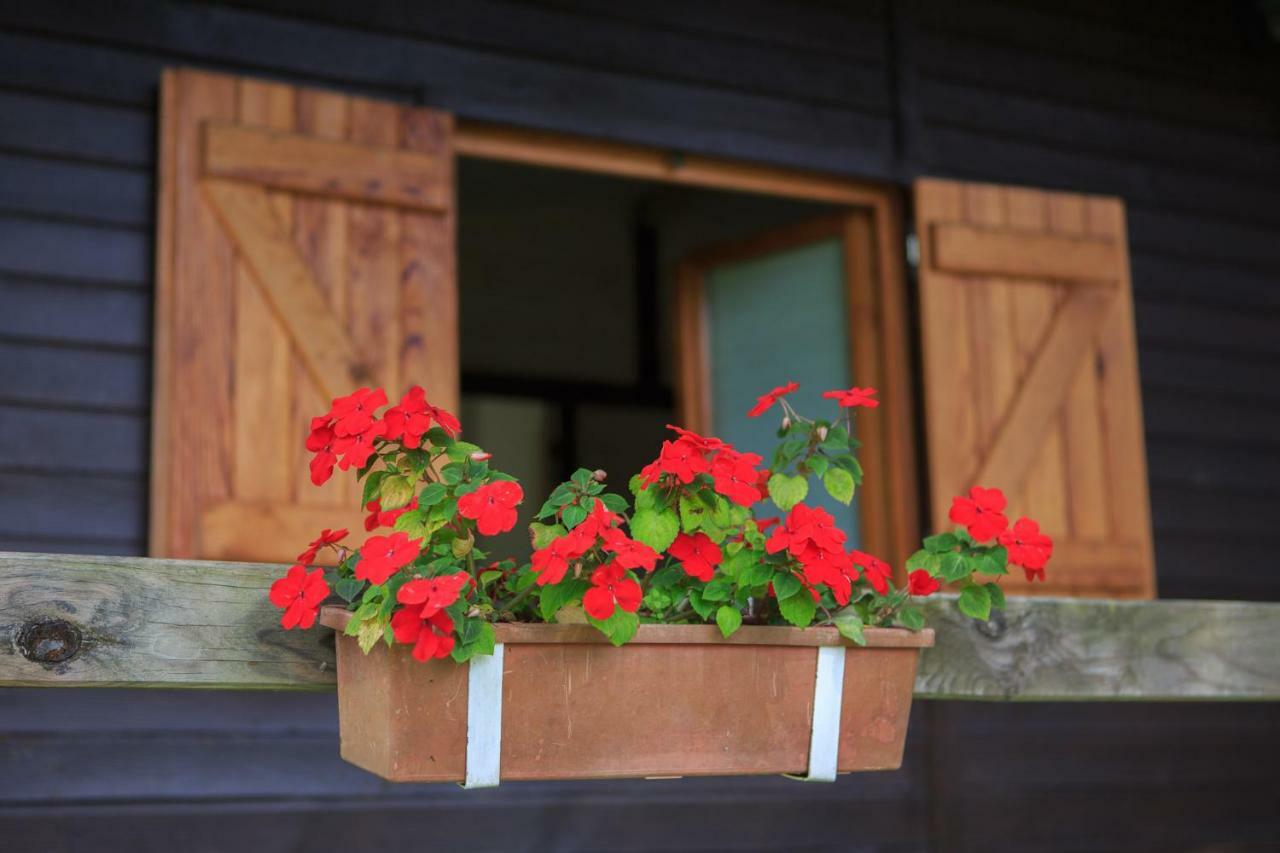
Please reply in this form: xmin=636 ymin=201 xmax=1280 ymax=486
xmin=1 ymin=1 xmax=1278 ymax=851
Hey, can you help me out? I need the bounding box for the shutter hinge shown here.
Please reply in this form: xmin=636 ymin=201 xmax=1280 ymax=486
xmin=904 ymin=232 xmax=920 ymax=269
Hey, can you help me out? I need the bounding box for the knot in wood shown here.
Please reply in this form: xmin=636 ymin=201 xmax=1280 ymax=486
xmin=17 ymin=619 xmax=83 ymax=665
xmin=972 ymin=609 xmax=1007 ymax=641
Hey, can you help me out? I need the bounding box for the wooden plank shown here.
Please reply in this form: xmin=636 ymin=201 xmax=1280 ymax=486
xmin=970 ymin=288 xmax=1115 ymax=493
xmin=200 ymin=501 xmax=367 ymax=564
xmin=916 ymin=595 xmax=1280 ymax=701
xmin=931 ymin=223 xmax=1121 ymax=283
xmin=2 ymin=553 xmax=1278 ymax=700
xmin=203 ymin=121 xmax=448 ymax=211
xmin=202 ymin=178 xmax=369 ymax=400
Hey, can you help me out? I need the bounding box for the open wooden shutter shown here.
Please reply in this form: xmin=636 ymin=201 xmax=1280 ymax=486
xmin=150 ymin=69 xmax=457 ymax=562
xmin=914 ymin=178 xmax=1154 ymax=598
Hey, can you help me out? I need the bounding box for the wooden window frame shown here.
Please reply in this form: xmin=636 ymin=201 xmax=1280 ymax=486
xmin=453 ymin=121 xmax=917 ymax=568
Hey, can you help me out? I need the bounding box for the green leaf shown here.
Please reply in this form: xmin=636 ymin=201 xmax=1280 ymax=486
xmin=805 ymin=455 xmax=830 ymax=477
xmin=356 ymin=617 xmax=388 ymax=654
xmin=539 ymin=579 xmax=589 ymax=622
xmin=600 ymin=492 xmax=629 ymax=513
xmin=715 ymin=605 xmax=743 ymax=638
xmin=957 ymin=584 xmax=992 ymax=621
xmin=529 ymin=522 xmax=567 ymax=550
xmin=571 ymin=468 xmax=594 ymax=488
xmin=417 ymin=482 xmax=448 ymax=508
xmin=334 ymin=577 xmax=364 ymax=604
xmin=833 ymin=610 xmax=867 ymax=646
xmin=777 ymin=590 xmax=817 ymax=627
xmin=678 ymin=496 xmax=708 ymax=533
xmin=393 ymin=508 xmax=429 ymax=539
xmin=561 ymin=502 xmax=588 ymax=529
xmin=985 ymin=582 xmax=1006 ymax=611
xmin=896 ymin=607 xmax=925 ymax=631
xmin=923 ymin=532 xmax=959 ymax=553
xmin=767 ymin=473 xmax=808 ymax=511
xmin=738 ymin=554 xmax=773 ymax=588
xmin=687 ymin=588 xmax=715 ymax=619
xmin=821 ymin=467 xmax=855 ymax=505
xmin=643 ymin=586 xmax=673 ymax=613
xmin=439 ymin=463 xmax=464 ymax=486
xmin=905 ymin=549 xmax=941 ymax=572
xmin=702 ymin=578 xmax=733 ymax=602
xmin=588 ymin=608 xmax=640 ymax=646
xmin=361 ymin=471 xmax=387 ymax=507
xmin=445 ymin=440 xmax=483 ymax=463
xmin=630 ymin=508 xmax=679 ymax=552
xmin=379 ymin=474 xmax=415 ymax=510
xmin=772 ymin=571 xmax=802 ymax=600
xmin=940 ymin=552 xmax=970 ymax=583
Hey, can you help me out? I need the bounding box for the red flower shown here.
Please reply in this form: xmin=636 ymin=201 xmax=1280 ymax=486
xmin=822 ymin=386 xmax=879 ymax=408
xmin=305 ymin=416 xmax=339 ymax=485
xmin=908 ymin=569 xmax=941 ymax=597
xmin=600 ymin=527 xmax=659 ymax=571
xmin=330 ymin=387 xmax=388 ymax=437
xmin=582 ymin=562 xmax=642 ymax=620
xmin=269 ymin=564 xmax=329 ymax=630
xmin=356 ymin=532 xmax=421 ymax=585
xmin=457 ymin=480 xmax=524 ymax=536
xmin=656 ymin=437 xmax=710 ymax=484
xmin=364 ymin=497 xmax=418 ymax=532
xmin=948 ymin=486 xmax=1009 ymax=542
xmin=296 ymin=527 xmax=348 ymax=564
xmin=664 ymin=424 xmax=727 ymax=453
xmin=391 ymin=607 xmax=455 ymax=661
xmin=382 ymin=387 xmax=433 ymax=449
xmin=576 ymin=501 xmax=623 ymax=538
xmin=796 ymin=544 xmax=858 ymax=605
xmin=765 ymin=504 xmax=847 ymax=559
xmin=530 ymin=528 xmax=593 ymax=586
xmin=999 ymin=517 xmax=1053 ymax=582
xmin=334 ymin=420 xmax=387 ymax=471
xmin=667 ymin=532 xmax=723 ymax=582
xmin=397 ymin=570 xmax=470 ymax=618
xmin=711 ymin=448 xmax=765 ymax=507
xmin=748 ymin=381 xmax=799 ymax=418
xmin=851 ymin=550 xmax=893 ymax=595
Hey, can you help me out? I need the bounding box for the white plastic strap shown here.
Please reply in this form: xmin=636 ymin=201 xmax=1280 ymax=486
xmin=788 ymin=644 xmax=846 ymax=782
xmin=462 ymin=642 xmax=504 ymax=788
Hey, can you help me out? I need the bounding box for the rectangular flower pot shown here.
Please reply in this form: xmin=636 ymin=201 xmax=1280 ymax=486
xmin=320 ymin=606 xmax=933 ymax=783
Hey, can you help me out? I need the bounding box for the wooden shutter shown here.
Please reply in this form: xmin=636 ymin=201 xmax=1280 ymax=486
xmin=914 ymin=178 xmax=1154 ymax=598
xmin=150 ymin=69 xmax=457 ymax=562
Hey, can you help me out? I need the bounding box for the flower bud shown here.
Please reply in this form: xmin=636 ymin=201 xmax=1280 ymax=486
xmin=781 ymin=415 xmax=791 ymax=431
xmin=816 ymin=425 xmax=828 ymax=442
xmin=470 ymin=451 xmax=492 ymax=462
xmin=592 ymin=469 xmax=608 ymax=482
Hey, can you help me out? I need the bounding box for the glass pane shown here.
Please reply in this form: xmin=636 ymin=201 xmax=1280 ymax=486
xmin=704 ymin=237 xmax=860 ymax=545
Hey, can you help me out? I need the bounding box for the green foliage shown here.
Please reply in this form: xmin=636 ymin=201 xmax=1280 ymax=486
xmin=778 ymin=590 xmax=817 ymax=627
xmin=821 ymin=467 xmax=855 ymax=505
xmin=958 ymin=583 xmax=992 ymax=621
xmin=588 ymin=609 xmax=640 ymax=646
xmin=716 ymin=605 xmax=743 ymax=638
xmin=630 ymin=507 xmax=679 ymax=552
xmin=767 ymin=473 xmax=808 ymax=511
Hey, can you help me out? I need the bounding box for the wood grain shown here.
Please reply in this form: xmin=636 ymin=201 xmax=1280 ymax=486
xmin=203 ymin=122 xmax=448 ymax=211
xmin=3 ymin=553 xmax=1276 ymax=700
xmin=931 ymin=222 xmax=1120 ymax=282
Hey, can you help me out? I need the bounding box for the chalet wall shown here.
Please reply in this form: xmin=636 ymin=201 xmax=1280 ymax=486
xmin=1 ymin=2 xmax=1278 ymax=851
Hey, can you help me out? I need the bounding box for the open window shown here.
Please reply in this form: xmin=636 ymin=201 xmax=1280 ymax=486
xmin=151 ymin=69 xmax=1154 ymax=599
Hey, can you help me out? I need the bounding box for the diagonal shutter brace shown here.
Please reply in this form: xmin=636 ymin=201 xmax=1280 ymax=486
xmin=462 ymin=642 xmax=505 ymax=788
xmin=784 ymin=644 xmax=847 ymax=782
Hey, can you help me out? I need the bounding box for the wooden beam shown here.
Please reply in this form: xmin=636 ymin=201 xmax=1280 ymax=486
xmin=916 ymin=595 xmax=1280 ymax=701
xmin=203 ymin=121 xmax=448 ymax=211
xmin=930 ymin=223 xmax=1120 ymax=282
xmin=3 ymin=553 xmax=1277 ymax=700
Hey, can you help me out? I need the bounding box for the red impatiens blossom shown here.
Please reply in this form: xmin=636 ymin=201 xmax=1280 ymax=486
xmin=822 ymin=386 xmax=879 ymax=408
xmin=296 ymin=527 xmax=349 ymax=564
xmin=664 ymin=424 xmax=727 ymax=453
xmin=382 ymin=387 xmax=434 ymax=449
xmin=667 ymin=532 xmax=723 ymax=582
xmin=765 ymin=504 xmax=847 ymax=560
xmin=582 ymin=562 xmax=643 ymax=620
xmin=999 ymin=517 xmax=1053 ymax=582
xmin=948 ymin=486 xmax=1009 ymax=542
xmin=330 ymin=387 xmax=388 ymax=438
xmin=397 ymin=570 xmax=470 ymax=618
xmin=908 ymin=569 xmax=941 ymax=597
xmin=356 ymin=532 xmax=422 ymax=585
xmin=334 ymin=420 xmax=387 ymax=472
xmin=851 ymin=550 xmax=893 ymax=595
xmin=305 ymin=417 xmax=339 ymax=485
xmin=457 ymin=481 xmax=524 ymax=536
xmin=656 ymin=437 xmax=710 ymax=484
xmin=796 ymin=543 xmax=858 ymax=605
xmin=600 ymin=527 xmax=659 ymax=572
xmin=530 ymin=528 xmax=593 ymax=586
xmin=269 ymin=564 xmax=329 ymax=630
xmin=364 ymin=497 xmax=419 ymax=532
xmin=576 ymin=501 xmax=623 ymax=538
xmin=711 ymin=448 xmax=765 ymax=507
xmin=748 ymin=381 xmax=799 ymax=418
xmin=391 ymin=607 xmax=456 ymax=661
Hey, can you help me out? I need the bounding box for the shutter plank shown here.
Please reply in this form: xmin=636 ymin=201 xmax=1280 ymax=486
xmin=931 ymin=223 xmax=1121 ymax=282
xmin=203 ymin=122 xmax=448 ymax=211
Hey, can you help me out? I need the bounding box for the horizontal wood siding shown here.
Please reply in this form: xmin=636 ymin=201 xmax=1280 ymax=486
xmin=0 ymin=1 xmax=1278 ymax=851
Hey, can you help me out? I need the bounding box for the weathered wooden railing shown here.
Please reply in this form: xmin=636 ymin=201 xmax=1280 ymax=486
xmin=2 ymin=552 xmax=1277 ymax=700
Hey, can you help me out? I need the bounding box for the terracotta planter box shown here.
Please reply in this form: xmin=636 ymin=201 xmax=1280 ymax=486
xmin=320 ymin=606 xmax=932 ymax=783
